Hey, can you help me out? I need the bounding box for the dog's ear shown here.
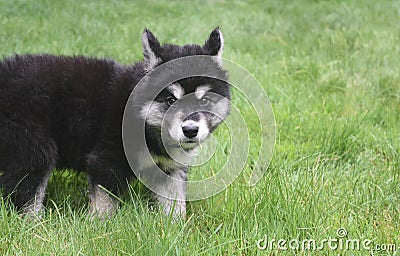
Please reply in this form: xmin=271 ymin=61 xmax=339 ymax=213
xmin=203 ymin=27 xmax=224 ymax=66
xmin=142 ymin=29 xmax=162 ymax=72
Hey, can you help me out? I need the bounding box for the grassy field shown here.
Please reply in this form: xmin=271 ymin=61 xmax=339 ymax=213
xmin=0 ymin=0 xmax=399 ymax=255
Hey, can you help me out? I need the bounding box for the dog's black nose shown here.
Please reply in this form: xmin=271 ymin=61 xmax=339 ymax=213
xmin=182 ymin=125 xmax=199 ymax=139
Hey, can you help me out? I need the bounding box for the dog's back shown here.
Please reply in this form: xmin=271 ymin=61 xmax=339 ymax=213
xmin=0 ymin=55 xmax=121 ymax=209
xmin=1 ymin=55 xmax=122 ymax=167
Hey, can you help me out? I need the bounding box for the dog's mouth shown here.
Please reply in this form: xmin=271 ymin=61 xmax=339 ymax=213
xmin=180 ymin=140 xmax=199 ymax=147
xmin=180 ymin=140 xmax=204 ymax=155
xmin=164 ymin=139 xmax=198 ymax=148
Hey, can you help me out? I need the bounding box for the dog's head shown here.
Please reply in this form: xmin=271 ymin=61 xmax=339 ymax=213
xmin=139 ymin=28 xmax=230 ymax=149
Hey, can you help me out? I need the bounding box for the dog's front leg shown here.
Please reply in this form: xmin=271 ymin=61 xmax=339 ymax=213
xmin=88 ymin=180 xmax=119 ymax=219
xmin=151 ymin=168 xmax=187 ymax=218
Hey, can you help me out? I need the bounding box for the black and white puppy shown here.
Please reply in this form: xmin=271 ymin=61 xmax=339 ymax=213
xmin=0 ymin=28 xmax=230 ymax=218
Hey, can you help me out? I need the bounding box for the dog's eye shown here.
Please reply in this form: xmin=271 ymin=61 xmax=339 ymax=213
xmin=200 ymin=96 xmax=211 ymax=106
xmin=166 ymin=96 xmax=177 ymax=106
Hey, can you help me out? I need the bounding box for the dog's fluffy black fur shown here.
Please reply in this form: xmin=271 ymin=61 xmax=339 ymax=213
xmin=0 ymin=28 xmax=228 ymax=217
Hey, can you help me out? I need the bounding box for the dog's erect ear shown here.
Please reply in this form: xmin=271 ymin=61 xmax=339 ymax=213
xmin=142 ymin=29 xmax=162 ymax=72
xmin=203 ymin=27 xmax=224 ymax=66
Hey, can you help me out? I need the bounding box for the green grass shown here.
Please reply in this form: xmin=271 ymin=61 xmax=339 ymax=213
xmin=0 ymin=0 xmax=399 ymax=255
